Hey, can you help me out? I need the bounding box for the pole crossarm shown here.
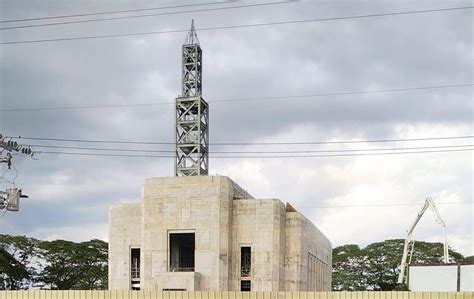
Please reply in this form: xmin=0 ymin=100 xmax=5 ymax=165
xmin=0 ymin=133 xmax=34 ymax=155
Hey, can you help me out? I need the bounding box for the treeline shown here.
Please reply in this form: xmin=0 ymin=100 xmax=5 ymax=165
xmin=0 ymin=235 xmax=107 ymax=290
xmin=332 ymin=239 xmax=472 ymax=291
xmin=1 ymin=234 xmax=472 ymax=291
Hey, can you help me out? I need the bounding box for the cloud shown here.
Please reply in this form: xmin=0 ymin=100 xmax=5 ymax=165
xmin=0 ymin=0 xmax=472 ymax=256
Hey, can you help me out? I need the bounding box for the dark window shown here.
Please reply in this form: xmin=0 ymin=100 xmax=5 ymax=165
xmin=240 ymin=280 xmax=251 ymax=291
xmin=241 ymin=246 xmax=251 ymax=277
xmin=169 ymin=233 xmax=195 ymax=272
xmin=131 ymin=248 xmax=140 ymax=279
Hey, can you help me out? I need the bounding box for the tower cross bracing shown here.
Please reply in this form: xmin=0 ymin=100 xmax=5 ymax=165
xmin=175 ymin=20 xmax=209 ymax=176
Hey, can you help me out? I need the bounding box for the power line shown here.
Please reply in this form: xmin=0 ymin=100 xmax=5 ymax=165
xmin=296 ymin=201 xmax=473 ymax=209
xmin=26 ymin=144 xmax=474 ymax=154
xmin=1 ymin=83 xmax=472 ymax=112
xmin=0 ymin=1 xmax=291 ymax=31
xmin=37 ymin=148 xmax=473 ymax=158
xmin=11 ymin=135 xmax=474 ymax=146
xmin=90 ymin=201 xmax=472 ymax=209
xmin=0 ymin=1 xmax=236 ymax=23
xmin=1 ymin=6 xmax=472 ymax=45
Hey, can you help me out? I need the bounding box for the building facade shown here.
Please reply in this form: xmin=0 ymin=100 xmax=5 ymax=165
xmin=108 ymin=176 xmax=332 ymax=291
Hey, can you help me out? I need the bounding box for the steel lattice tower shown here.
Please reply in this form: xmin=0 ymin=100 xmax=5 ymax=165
xmin=175 ymin=20 xmax=209 ymax=176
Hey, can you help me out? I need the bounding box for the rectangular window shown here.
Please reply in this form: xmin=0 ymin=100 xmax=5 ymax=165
xmin=130 ymin=248 xmax=140 ymax=290
xmin=169 ymin=233 xmax=195 ymax=272
xmin=131 ymin=248 xmax=140 ymax=279
xmin=240 ymin=280 xmax=251 ymax=291
xmin=241 ymin=246 xmax=251 ymax=277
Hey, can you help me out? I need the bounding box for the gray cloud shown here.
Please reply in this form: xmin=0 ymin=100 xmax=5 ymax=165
xmin=1 ymin=0 xmax=472 ymax=254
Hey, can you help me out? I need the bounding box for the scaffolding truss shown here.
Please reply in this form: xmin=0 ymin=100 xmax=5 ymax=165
xmin=175 ymin=21 xmax=209 ymax=176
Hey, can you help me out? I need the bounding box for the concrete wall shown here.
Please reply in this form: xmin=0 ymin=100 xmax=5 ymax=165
xmin=298 ymin=213 xmax=332 ymax=291
xmin=230 ymin=199 xmax=287 ymax=291
xmin=109 ymin=203 xmax=142 ymax=290
xmin=108 ymin=175 xmax=332 ymax=292
xmin=140 ymin=176 xmax=233 ymax=291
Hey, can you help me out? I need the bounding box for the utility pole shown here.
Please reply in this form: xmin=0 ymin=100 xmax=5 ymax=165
xmin=0 ymin=133 xmax=35 ymax=214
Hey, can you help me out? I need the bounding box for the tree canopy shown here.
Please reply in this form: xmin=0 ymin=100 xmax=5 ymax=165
xmin=0 ymin=235 xmax=107 ymax=290
xmin=332 ymin=239 xmax=468 ymax=291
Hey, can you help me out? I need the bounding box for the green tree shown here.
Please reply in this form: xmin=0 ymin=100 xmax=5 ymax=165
xmin=332 ymin=239 xmax=466 ymax=291
xmin=464 ymin=256 xmax=474 ymax=264
xmin=332 ymin=244 xmax=367 ymax=290
xmin=0 ymin=234 xmax=40 ymax=289
xmin=0 ymin=234 xmax=108 ymax=290
xmin=363 ymin=240 xmax=405 ymax=290
xmin=0 ymin=247 xmax=29 ymax=290
xmin=74 ymin=239 xmax=108 ymax=289
xmin=38 ymin=239 xmax=108 ymax=290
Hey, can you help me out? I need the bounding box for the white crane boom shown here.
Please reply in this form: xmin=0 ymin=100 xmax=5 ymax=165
xmin=397 ymin=197 xmax=449 ymax=284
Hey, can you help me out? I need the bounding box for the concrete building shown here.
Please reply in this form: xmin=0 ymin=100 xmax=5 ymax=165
xmin=108 ymin=22 xmax=332 ymax=291
xmin=108 ymin=176 xmax=332 ymax=291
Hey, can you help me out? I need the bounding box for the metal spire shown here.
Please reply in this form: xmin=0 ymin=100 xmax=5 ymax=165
xmin=175 ymin=20 xmax=209 ymax=177
xmin=185 ymin=19 xmax=200 ymax=45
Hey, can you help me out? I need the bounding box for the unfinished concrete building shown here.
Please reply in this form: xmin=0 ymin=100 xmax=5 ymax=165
xmin=108 ymin=22 xmax=332 ymax=292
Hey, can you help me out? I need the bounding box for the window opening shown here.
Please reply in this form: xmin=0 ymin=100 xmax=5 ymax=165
xmin=240 ymin=280 xmax=251 ymax=291
xmin=130 ymin=248 xmax=140 ymax=290
xmin=241 ymin=246 xmax=251 ymax=277
xmin=169 ymin=233 xmax=195 ymax=272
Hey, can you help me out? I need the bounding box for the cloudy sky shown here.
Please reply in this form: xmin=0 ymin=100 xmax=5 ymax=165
xmin=0 ymin=0 xmax=472 ymax=256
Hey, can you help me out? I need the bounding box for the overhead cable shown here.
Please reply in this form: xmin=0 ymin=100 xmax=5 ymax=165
xmin=0 ymin=2 xmax=292 ymax=31
xmin=296 ymin=201 xmax=473 ymax=209
xmin=87 ymin=201 xmax=472 ymax=209
xmin=1 ymin=83 xmax=472 ymax=112
xmin=1 ymin=6 xmax=472 ymax=45
xmin=25 ymin=144 xmax=474 ymax=154
xmin=0 ymin=1 xmax=237 ymax=23
xmin=37 ymin=148 xmax=473 ymax=158
xmin=11 ymin=135 xmax=474 ymax=146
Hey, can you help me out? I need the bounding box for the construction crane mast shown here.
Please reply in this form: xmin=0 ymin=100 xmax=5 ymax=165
xmin=397 ymin=197 xmax=449 ymax=284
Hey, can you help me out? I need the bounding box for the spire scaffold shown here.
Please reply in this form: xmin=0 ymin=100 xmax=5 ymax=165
xmin=175 ymin=20 xmax=209 ymax=177
xmin=185 ymin=19 xmax=200 ymax=45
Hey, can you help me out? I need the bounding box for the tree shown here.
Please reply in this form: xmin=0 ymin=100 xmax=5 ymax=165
xmin=38 ymin=239 xmax=108 ymax=290
xmin=74 ymin=239 xmax=108 ymax=289
xmin=0 ymin=235 xmax=108 ymax=290
xmin=363 ymin=240 xmax=405 ymax=290
xmin=0 ymin=234 xmax=40 ymax=289
xmin=332 ymin=244 xmax=367 ymax=291
xmin=464 ymin=256 xmax=474 ymax=264
xmin=0 ymin=247 xmax=29 ymax=290
xmin=332 ymin=239 xmax=467 ymax=291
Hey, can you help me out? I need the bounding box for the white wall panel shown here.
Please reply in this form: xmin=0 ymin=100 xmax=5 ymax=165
xmin=408 ymin=265 xmax=458 ymax=291
xmin=460 ymin=264 xmax=474 ymax=291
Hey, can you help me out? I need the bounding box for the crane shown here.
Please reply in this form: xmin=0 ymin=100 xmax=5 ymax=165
xmin=397 ymin=197 xmax=449 ymax=284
